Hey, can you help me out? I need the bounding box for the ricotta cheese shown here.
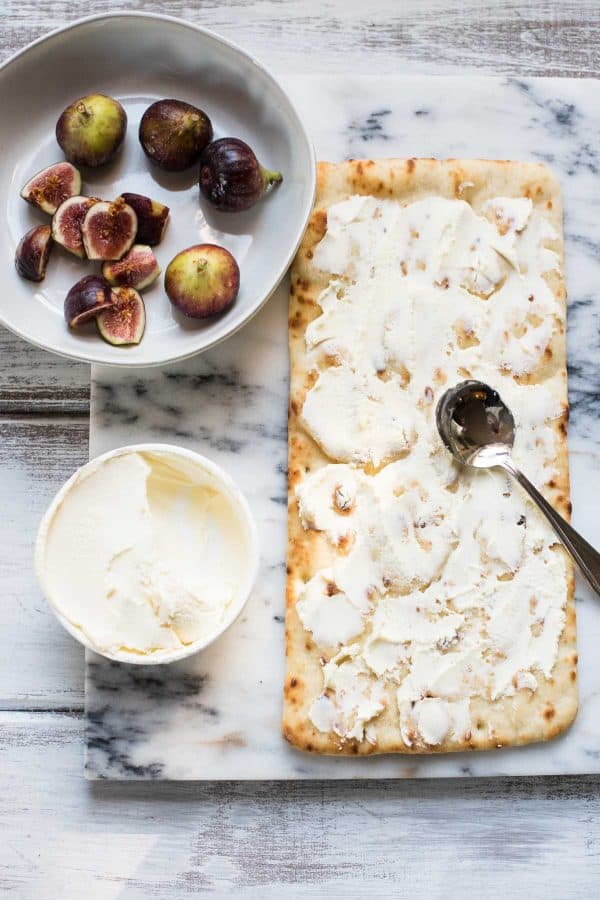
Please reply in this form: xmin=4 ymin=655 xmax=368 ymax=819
xmin=297 ymin=193 xmax=568 ymax=747
xmin=37 ymin=449 xmax=252 ymax=660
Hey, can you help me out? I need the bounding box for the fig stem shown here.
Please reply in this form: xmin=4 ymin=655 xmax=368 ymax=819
xmin=197 ymin=258 xmax=208 ymax=273
xmin=77 ymin=101 xmax=92 ymax=122
xmin=261 ymin=167 xmax=283 ymax=187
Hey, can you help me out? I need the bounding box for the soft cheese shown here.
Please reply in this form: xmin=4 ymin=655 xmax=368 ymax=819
xmin=296 ymin=193 xmax=568 ymax=747
xmin=37 ymin=449 xmax=252 ymax=660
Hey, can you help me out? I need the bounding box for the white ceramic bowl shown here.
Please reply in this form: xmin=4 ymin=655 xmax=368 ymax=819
xmin=35 ymin=443 xmax=260 ymax=664
xmin=0 ymin=13 xmax=315 ymax=366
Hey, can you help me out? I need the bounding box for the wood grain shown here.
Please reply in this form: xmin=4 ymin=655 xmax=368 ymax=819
xmin=0 ymin=331 xmax=89 ymax=415
xmin=0 ymin=419 xmax=87 ymax=708
xmin=1 ymin=1 xmax=600 ymax=78
xmin=1 ymin=2 xmax=599 ymax=896
xmin=1 ymin=711 xmax=600 ymax=898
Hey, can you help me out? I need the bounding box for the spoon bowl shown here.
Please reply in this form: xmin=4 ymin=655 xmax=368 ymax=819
xmin=436 ymin=380 xmax=515 ymax=469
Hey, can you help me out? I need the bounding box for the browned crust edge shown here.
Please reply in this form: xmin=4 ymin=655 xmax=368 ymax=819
xmin=283 ymin=159 xmax=577 ymax=756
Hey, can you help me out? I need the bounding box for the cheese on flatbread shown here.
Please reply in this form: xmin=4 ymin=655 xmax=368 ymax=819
xmin=284 ymin=159 xmax=577 ymax=755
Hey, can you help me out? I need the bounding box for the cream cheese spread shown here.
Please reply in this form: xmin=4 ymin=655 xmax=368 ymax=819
xmin=37 ymin=448 xmax=252 ymax=660
xmin=296 ymin=193 xmax=568 ymax=747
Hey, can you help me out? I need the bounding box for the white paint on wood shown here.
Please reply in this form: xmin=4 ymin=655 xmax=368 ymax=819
xmin=1 ymin=1 xmax=600 ymax=895
xmin=0 ymin=420 xmax=86 ymax=707
xmin=1 ymin=711 xmax=600 ymax=898
xmin=0 ymin=331 xmax=89 ymax=414
xmin=1 ymin=1 xmax=600 ymax=78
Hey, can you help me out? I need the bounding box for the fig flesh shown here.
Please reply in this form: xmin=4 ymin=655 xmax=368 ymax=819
xmin=97 ymin=287 xmax=146 ymax=346
xmin=56 ymin=93 xmax=127 ymax=167
xmin=165 ymin=244 xmax=239 ymax=318
xmin=139 ymin=99 xmax=213 ymax=171
xmin=199 ymin=138 xmax=282 ymax=212
xmin=64 ymin=275 xmax=113 ymax=327
xmin=15 ymin=225 xmax=53 ymax=282
xmin=81 ymin=199 xmax=137 ymax=260
xmin=102 ymin=245 xmax=160 ymax=291
xmin=52 ymin=196 xmax=100 ymax=258
xmin=119 ymin=192 xmax=170 ymax=245
xmin=20 ymin=162 xmax=82 ymax=215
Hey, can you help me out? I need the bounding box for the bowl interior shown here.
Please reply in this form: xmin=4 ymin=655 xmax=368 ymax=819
xmin=36 ymin=442 xmax=260 ymax=664
xmin=0 ymin=15 xmax=315 ymax=366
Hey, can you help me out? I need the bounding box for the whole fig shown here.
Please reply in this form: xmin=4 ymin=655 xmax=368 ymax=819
xmin=165 ymin=244 xmax=239 ymax=318
xmin=56 ymin=93 xmax=127 ymax=167
xmin=199 ymin=138 xmax=282 ymax=212
xmin=139 ymin=99 xmax=212 ymax=172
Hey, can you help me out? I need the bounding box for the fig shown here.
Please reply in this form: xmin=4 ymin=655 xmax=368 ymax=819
xmin=119 ymin=192 xmax=170 ymax=246
xmin=81 ymin=199 xmax=137 ymax=260
xmin=64 ymin=275 xmax=113 ymax=327
xmin=102 ymin=245 xmax=160 ymax=290
xmin=15 ymin=225 xmax=53 ymax=282
xmin=52 ymin=196 xmax=100 ymax=258
xmin=20 ymin=161 xmax=82 ymax=215
xmin=97 ymin=287 xmax=146 ymax=346
xmin=139 ymin=99 xmax=213 ymax=171
xmin=56 ymin=93 xmax=127 ymax=167
xmin=199 ymin=138 xmax=282 ymax=212
xmin=165 ymin=244 xmax=239 ymax=318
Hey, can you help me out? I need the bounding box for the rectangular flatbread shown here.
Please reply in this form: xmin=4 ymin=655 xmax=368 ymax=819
xmin=284 ymin=158 xmax=577 ymax=755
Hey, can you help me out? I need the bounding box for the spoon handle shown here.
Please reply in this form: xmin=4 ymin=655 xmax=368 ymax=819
xmin=502 ymin=457 xmax=600 ymax=597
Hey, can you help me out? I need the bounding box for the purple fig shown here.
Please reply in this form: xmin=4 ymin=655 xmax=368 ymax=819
xmin=20 ymin=162 xmax=82 ymax=215
xmin=52 ymin=196 xmax=100 ymax=258
xmin=139 ymin=99 xmax=213 ymax=171
xmin=56 ymin=93 xmax=127 ymax=167
xmin=15 ymin=225 xmax=53 ymax=282
xmin=102 ymin=245 xmax=160 ymax=291
xmin=199 ymin=138 xmax=282 ymax=212
xmin=165 ymin=244 xmax=239 ymax=318
xmin=97 ymin=287 xmax=146 ymax=346
xmin=81 ymin=199 xmax=137 ymax=260
xmin=64 ymin=275 xmax=113 ymax=327
xmin=119 ymin=192 xmax=170 ymax=246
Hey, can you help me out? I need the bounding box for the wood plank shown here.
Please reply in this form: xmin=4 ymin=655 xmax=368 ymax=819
xmin=1 ymin=710 xmax=600 ymax=898
xmin=1 ymin=1 xmax=599 ymax=78
xmin=0 ymin=419 xmax=87 ymax=708
xmin=0 ymin=328 xmax=89 ymax=415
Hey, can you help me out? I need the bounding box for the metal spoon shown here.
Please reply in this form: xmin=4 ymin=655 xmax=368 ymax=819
xmin=436 ymin=379 xmax=600 ymax=596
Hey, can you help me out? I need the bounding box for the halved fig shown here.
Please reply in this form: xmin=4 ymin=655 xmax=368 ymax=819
xmin=97 ymin=287 xmax=146 ymax=346
xmin=102 ymin=245 xmax=160 ymax=290
xmin=81 ymin=199 xmax=137 ymax=260
xmin=64 ymin=275 xmax=113 ymax=327
xmin=165 ymin=244 xmax=239 ymax=318
xmin=56 ymin=93 xmax=127 ymax=167
xmin=52 ymin=196 xmax=100 ymax=258
xmin=20 ymin=162 xmax=82 ymax=215
xmin=15 ymin=225 xmax=53 ymax=282
xmin=119 ymin=192 xmax=170 ymax=245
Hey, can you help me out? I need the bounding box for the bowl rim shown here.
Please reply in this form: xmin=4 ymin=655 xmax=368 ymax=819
xmin=0 ymin=11 xmax=317 ymax=367
xmin=34 ymin=442 xmax=261 ymax=665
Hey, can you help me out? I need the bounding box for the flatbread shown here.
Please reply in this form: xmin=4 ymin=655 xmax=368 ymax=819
xmin=283 ymin=158 xmax=577 ymax=755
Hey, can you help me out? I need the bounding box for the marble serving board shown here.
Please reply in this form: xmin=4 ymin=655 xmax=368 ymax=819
xmin=85 ymin=74 xmax=600 ymax=780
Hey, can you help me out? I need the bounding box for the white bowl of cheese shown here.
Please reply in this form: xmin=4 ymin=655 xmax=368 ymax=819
xmin=35 ymin=443 xmax=259 ymax=664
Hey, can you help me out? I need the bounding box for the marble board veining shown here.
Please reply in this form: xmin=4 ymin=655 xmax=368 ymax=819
xmin=86 ymin=75 xmax=600 ymax=780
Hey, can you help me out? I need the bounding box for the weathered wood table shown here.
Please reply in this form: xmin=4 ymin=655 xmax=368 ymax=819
xmin=1 ymin=2 xmax=599 ymax=896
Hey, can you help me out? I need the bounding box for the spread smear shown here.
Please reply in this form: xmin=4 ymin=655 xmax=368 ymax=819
xmin=294 ymin=191 xmax=570 ymax=748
